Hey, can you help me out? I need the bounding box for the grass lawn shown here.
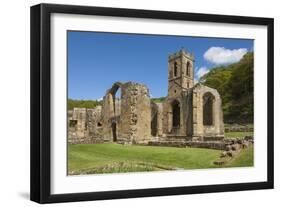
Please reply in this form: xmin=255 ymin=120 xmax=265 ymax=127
xmin=68 ymin=143 xmax=253 ymax=175
xmin=225 ymin=131 xmax=253 ymax=138
xmin=225 ymin=146 xmax=254 ymax=167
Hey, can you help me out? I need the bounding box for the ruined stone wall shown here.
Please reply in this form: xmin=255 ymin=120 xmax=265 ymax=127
xmin=101 ymin=83 xmax=122 ymax=142
xmin=118 ymin=82 xmax=151 ymax=144
xmin=192 ymin=84 xmax=224 ymax=141
xmin=162 ymin=84 xmax=224 ymax=141
xmin=151 ymin=102 xmax=163 ymax=137
xmin=68 ymin=83 xmax=224 ymax=145
xmin=68 ymin=108 xmax=87 ymax=144
xmin=87 ymin=106 xmax=102 ymax=137
xmin=72 ymin=108 xmax=88 ymax=137
xmin=67 ymin=110 xmax=75 ymax=142
xmin=102 ymin=93 xmax=115 ymax=142
xmin=183 ymin=90 xmax=193 ymax=137
xmin=115 ymin=98 xmax=121 ymax=117
xmin=68 ymin=107 xmax=104 ymax=144
xmin=162 ymin=90 xmax=193 ymax=138
xmin=68 ymin=49 xmax=225 ymax=145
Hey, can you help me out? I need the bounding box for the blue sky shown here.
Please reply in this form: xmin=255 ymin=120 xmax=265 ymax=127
xmin=68 ymin=31 xmax=253 ymax=100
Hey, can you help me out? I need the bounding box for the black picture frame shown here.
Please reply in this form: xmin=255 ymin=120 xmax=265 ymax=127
xmin=30 ymin=3 xmax=274 ymax=204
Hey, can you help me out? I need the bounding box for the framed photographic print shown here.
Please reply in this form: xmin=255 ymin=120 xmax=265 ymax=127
xmin=30 ymin=3 xmax=274 ymax=203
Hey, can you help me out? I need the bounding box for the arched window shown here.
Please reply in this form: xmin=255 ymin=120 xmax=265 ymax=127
xmin=203 ymin=93 xmax=214 ymax=125
xmin=172 ymin=100 xmax=180 ymax=128
xmin=186 ymin=62 xmax=190 ymax=76
xmin=174 ymin=62 xmax=178 ymax=77
xmin=110 ymin=83 xmax=121 ymax=116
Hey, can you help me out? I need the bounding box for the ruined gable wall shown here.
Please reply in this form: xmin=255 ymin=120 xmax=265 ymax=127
xmin=192 ymin=84 xmax=224 ymax=140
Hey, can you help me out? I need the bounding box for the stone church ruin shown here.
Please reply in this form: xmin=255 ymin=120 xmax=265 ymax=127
xmin=68 ymin=49 xmax=225 ymax=146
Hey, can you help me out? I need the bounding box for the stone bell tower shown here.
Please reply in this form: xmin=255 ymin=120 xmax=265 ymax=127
xmin=168 ymin=48 xmax=194 ymax=98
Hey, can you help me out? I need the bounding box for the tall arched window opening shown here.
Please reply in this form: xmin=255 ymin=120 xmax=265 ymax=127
xmin=203 ymin=93 xmax=214 ymax=125
xmin=174 ymin=62 xmax=178 ymax=77
xmin=186 ymin=62 xmax=190 ymax=76
xmin=172 ymin=100 xmax=180 ymax=128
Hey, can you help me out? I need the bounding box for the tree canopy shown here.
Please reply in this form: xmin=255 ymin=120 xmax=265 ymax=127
xmin=67 ymin=99 xmax=102 ymax=110
xmin=151 ymin=97 xmax=166 ymax=103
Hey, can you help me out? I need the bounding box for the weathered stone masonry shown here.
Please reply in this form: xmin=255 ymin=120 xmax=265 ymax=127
xmin=102 ymin=82 xmax=151 ymax=144
xmin=68 ymin=49 xmax=225 ymax=145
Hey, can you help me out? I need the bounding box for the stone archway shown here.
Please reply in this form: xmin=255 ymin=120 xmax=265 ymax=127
xmin=108 ymin=82 xmax=122 ymax=116
xmin=103 ymin=82 xmax=123 ymax=142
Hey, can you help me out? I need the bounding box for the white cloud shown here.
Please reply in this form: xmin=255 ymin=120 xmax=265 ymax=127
xmin=196 ymin=66 xmax=209 ymax=79
xmin=97 ymin=97 xmax=103 ymax=101
xmin=204 ymin=47 xmax=247 ymax=65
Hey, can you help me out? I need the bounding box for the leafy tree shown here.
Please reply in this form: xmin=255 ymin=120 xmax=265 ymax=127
xmin=151 ymin=97 xmax=166 ymax=103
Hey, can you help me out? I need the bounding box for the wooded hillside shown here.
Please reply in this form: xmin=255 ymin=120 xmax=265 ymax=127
xmin=67 ymin=99 xmax=102 ymax=110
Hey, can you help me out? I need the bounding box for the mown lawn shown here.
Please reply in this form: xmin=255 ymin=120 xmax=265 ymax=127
xmin=225 ymin=131 xmax=253 ymax=138
xmin=225 ymin=145 xmax=254 ymax=167
xmin=68 ymin=143 xmax=253 ymax=175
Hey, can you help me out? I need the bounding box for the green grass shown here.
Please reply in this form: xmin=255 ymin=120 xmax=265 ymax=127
xmin=225 ymin=146 xmax=254 ymax=167
xmin=68 ymin=143 xmax=254 ymax=175
xmin=225 ymin=131 xmax=253 ymax=138
xmin=68 ymin=143 xmax=222 ymax=174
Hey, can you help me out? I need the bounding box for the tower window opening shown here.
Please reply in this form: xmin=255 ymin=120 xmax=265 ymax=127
xmin=174 ymin=62 xmax=178 ymax=77
xmin=186 ymin=62 xmax=190 ymax=76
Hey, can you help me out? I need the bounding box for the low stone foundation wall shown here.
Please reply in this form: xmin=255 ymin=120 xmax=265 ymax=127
xmin=224 ymin=125 xmax=253 ymax=132
xmin=68 ymin=135 xmax=254 ymax=154
xmin=148 ymin=136 xmax=254 ymax=151
xmin=203 ymin=136 xmax=224 ymax=142
xmin=148 ymin=140 xmax=226 ymax=150
xmin=68 ymin=136 xmax=105 ymax=144
xmin=187 ymin=141 xmax=226 ymax=150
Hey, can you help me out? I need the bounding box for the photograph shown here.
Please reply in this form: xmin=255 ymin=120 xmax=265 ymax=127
xmin=30 ymin=3 xmax=274 ymax=203
xmin=67 ymin=31 xmax=254 ymax=175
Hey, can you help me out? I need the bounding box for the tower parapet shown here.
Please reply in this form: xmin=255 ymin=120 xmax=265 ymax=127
xmin=168 ymin=48 xmax=194 ymax=61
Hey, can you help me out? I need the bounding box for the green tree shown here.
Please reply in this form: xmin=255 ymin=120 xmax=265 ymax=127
xmin=67 ymin=99 xmax=102 ymax=110
xmin=151 ymin=97 xmax=166 ymax=103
